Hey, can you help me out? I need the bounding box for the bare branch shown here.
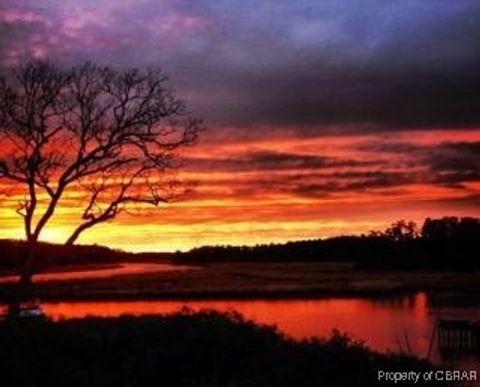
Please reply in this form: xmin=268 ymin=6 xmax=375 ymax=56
xmin=0 ymin=60 xmax=201 ymax=250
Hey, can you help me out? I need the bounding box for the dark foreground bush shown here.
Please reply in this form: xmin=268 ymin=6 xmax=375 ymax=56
xmin=0 ymin=310 xmax=447 ymax=387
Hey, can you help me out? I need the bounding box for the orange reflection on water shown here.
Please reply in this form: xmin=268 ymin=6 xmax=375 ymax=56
xmin=0 ymin=263 xmax=193 ymax=284
xmin=42 ymin=293 xmax=438 ymax=356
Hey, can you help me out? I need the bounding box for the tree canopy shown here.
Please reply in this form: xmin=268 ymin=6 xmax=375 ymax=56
xmin=0 ymin=61 xmax=200 ymax=248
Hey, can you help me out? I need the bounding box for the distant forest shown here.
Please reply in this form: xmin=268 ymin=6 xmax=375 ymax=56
xmin=180 ymin=216 xmax=480 ymax=270
xmin=0 ymin=216 xmax=479 ymax=272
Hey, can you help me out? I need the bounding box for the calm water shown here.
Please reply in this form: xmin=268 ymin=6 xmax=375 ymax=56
xmin=1 ymin=263 xmax=479 ymax=370
xmin=0 ymin=263 xmax=193 ymax=283
xmin=22 ymin=292 xmax=480 ymax=368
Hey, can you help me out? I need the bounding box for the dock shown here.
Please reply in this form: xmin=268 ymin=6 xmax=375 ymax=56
xmin=437 ymin=319 xmax=480 ymax=350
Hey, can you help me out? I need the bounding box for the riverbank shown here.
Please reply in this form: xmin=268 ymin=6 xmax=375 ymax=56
xmin=1 ymin=262 xmax=480 ymax=301
xmin=0 ymin=310 xmax=449 ymax=387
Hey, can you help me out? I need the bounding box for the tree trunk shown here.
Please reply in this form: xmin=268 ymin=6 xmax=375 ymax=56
xmin=7 ymin=242 xmax=37 ymax=318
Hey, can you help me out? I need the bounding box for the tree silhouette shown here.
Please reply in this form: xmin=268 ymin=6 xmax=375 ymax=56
xmin=383 ymin=220 xmax=419 ymax=242
xmin=0 ymin=61 xmax=200 ymax=308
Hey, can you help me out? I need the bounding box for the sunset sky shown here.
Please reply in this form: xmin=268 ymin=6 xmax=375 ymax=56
xmin=1 ymin=0 xmax=479 ymax=251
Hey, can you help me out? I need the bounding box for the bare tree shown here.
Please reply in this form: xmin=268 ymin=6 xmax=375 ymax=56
xmin=0 ymin=61 xmax=200 ymax=310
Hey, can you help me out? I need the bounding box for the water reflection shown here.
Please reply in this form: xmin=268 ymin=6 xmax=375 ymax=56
xmin=2 ymin=291 xmax=478 ymax=370
xmin=0 ymin=263 xmax=193 ymax=284
xmin=27 ymin=292 xmax=478 ymax=365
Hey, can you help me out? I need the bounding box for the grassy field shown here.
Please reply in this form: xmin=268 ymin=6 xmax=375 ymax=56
xmin=1 ymin=261 xmax=480 ymax=300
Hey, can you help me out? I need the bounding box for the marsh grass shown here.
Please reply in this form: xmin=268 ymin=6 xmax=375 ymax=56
xmin=1 ymin=262 xmax=479 ymax=301
xmin=0 ymin=310 xmax=448 ymax=387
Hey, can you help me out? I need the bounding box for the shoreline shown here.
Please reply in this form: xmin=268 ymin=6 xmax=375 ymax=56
xmin=1 ymin=261 xmax=479 ymax=303
xmin=0 ymin=311 xmax=448 ymax=387
xmin=1 ymin=284 xmax=479 ymax=303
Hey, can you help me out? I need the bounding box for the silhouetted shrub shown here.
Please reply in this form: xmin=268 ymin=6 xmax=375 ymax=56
xmin=0 ymin=310 xmax=447 ymax=387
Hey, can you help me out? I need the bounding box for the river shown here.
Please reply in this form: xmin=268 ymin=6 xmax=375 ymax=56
xmin=1 ymin=264 xmax=479 ymax=370
xmin=0 ymin=262 xmax=193 ymax=283
xmin=25 ymin=292 xmax=480 ymax=369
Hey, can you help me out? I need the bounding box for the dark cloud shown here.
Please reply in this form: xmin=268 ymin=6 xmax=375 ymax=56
xmin=187 ymin=139 xmax=480 ymax=199
xmin=1 ymin=1 xmax=480 ymax=131
xmin=288 ymin=171 xmax=413 ymax=197
xmin=188 ymin=161 xmax=421 ymax=199
xmin=185 ymin=151 xmax=380 ymax=172
xmin=165 ymin=1 xmax=480 ymax=130
xmin=248 ymin=151 xmax=380 ymax=170
xmin=426 ymin=142 xmax=480 ymax=188
xmin=433 ymin=193 xmax=480 ymax=208
xmin=0 ymin=18 xmax=50 ymax=63
xmin=356 ymin=140 xmax=480 ymax=189
xmin=429 ymin=142 xmax=480 ymax=170
xmin=194 ymin=134 xmax=478 ymax=197
xmin=1 ymin=2 xmax=480 ymax=202
xmin=356 ymin=142 xmax=426 ymax=154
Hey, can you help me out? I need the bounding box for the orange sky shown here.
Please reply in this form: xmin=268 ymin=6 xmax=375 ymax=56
xmin=1 ymin=2 xmax=480 ymax=251
xmin=1 ymin=127 xmax=479 ymax=252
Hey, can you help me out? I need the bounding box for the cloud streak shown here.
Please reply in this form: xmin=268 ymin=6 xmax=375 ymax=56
xmin=1 ymin=1 xmax=480 ymax=250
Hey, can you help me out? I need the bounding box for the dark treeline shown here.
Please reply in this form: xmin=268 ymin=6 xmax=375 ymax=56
xmin=0 ymin=240 xmax=128 ymax=272
xmin=0 ymin=216 xmax=479 ymax=272
xmin=179 ymin=216 xmax=480 ymax=270
xmin=0 ymin=240 xmax=175 ymax=272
